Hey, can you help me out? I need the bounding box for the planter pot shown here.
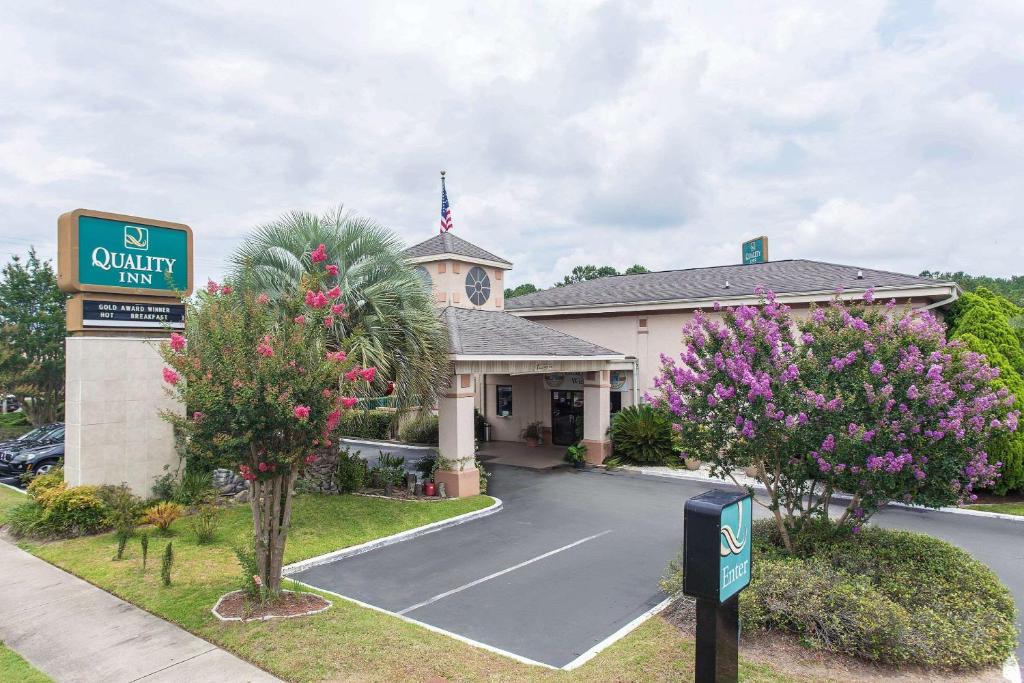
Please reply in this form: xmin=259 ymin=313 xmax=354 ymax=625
xmin=526 ymin=437 xmax=539 ymax=448
xmin=684 ymin=458 xmax=701 ymax=471
xmin=743 ymin=465 xmax=759 ymax=478
xmin=424 ymin=481 xmax=436 ymax=497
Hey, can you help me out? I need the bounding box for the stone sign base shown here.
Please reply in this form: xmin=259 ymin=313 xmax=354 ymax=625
xmin=64 ymin=336 xmax=182 ymax=496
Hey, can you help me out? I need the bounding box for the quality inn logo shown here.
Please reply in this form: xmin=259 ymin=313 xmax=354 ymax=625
xmin=124 ymin=225 xmax=149 ymax=251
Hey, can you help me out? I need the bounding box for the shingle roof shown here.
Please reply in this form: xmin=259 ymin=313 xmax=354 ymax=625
xmin=441 ymin=307 xmax=621 ymax=357
xmin=505 ymin=259 xmax=953 ymax=311
xmin=403 ymin=233 xmax=512 ymax=266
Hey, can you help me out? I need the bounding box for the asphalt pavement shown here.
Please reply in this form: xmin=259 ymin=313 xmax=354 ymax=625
xmin=292 ymin=462 xmax=1024 ymax=670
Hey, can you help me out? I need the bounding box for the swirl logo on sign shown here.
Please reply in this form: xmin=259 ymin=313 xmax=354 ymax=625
xmin=720 ymin=499 xmax=746 ymax=557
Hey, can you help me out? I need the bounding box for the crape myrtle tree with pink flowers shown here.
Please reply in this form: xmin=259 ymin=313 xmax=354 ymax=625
xmin=159 ymin=244 xmax=376 ymax=595
xmin=649 ymin=287 xmax=1019 ymax=553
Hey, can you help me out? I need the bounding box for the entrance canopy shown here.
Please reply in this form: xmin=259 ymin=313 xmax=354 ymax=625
xmin=436 ymin=307 xmax=629 ymax=496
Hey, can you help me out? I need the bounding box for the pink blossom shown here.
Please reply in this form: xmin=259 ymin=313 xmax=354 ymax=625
xmin=294 ymin=405 xmax=311 ymax=420
xmin=326 ymin=410 xmax=341 ymax=431
xmin=294 ymin=314 xmax=306 ymax=325
xmin=258 ymin=462 xmax=269 ymax=472
xmin=256 ymin=335 xmax=274 ymax=357
xmin=192 ymin=411 xmax=204 ymax=421
xmin=220 ymin=284 xmax=233 ymax=295
xmin=863 ymin=287 xmax=875 ymax=304
xmin=206 ymin=280 xmax=219 ymax=294
xmin=305 ymin=454 xmax=318 ymax=465
xmin=324 ymin=314 xmax=335 ymax=327
xmin=310 ymin=243 xmax=328 ymax=263
xmin=322 ymin=388 xmax=333 ymax=398
xmin=327 ymin=286 xmax=341 ymax=299
xmin=169 ymin=332 xmax=186 ymax=352
xmin=344 ymin=368 xmax=361 ymax=382
xmin=162 ymin=368 xmax=180 ymax=385
xmin=256 ymin=293 xmax=270 ymax=305
xmin=331 ymin=303 xmax=346 ymax=315
xmin=326 ymin=351 xmax=347 ymax=362
xmin=341 ymin=396 xmax=358 ymax=409
xmin=326 ymin=264 xmax=339 ymax=276
xmin=360 ymin=367 xmax=377 ymax=382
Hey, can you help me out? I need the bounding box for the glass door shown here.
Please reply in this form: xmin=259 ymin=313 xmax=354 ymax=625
xmin=551 ymin=390 xmax=584 ymax=445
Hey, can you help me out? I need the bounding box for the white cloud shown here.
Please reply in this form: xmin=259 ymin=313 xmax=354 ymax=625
xmin=0 ymin=0 xmax=1022 ymax=290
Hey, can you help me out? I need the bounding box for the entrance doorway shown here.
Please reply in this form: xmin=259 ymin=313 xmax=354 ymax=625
xmin=551 ymin=390 xmax=583 ymax=445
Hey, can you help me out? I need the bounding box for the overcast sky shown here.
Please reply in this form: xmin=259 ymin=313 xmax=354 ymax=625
xmin=2 ymin=1 xmax=1023 ymax=290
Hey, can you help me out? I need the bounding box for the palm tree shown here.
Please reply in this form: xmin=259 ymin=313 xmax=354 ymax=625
xmin=230 ymin=208 xmax=449 ymax=416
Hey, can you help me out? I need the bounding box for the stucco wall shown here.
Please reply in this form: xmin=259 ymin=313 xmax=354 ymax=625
xmin=417 ymin=259 xmax=507 ymax=310
xmin=523 ymin=299 xmax=933 ymax=397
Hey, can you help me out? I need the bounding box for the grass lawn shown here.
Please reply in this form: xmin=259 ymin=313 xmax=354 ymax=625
xmin=969 ymin=502 xmax=1024 ymax=516
xmin=8 ymin=492 xmax=805 ymax=682
xmin=0 ymin=483 xmax=26 ymax=518
xmin=0 ymin=642 xmax=51 ymax=683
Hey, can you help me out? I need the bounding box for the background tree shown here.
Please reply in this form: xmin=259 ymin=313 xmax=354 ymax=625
xmin=554 ymin=263 xmax=649 ymax=287
xmin=160 ymin=250 xmax=371 ymax=595
xmin=920 ymin=270 xmax=1024 ymax=306
xmin=504 ymin=283 xmax=538 ymax=299
xmin=945 ymin=287 xmax=1024 ymax=492
xmin=0 ymin=249 xmax=66 ymax=424
xmin=230 ymin=208 xmax=448 ymax=415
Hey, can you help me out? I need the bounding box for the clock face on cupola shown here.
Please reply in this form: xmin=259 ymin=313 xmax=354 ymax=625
xmin=465 ymin=266 xmax=490 ymax=306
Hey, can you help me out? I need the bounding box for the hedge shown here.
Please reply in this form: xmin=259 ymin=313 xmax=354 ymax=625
xmin=662 ymin=520 xmax=1017 ymax=669
xmin=337 ymin=410 xmax=393 ymax=440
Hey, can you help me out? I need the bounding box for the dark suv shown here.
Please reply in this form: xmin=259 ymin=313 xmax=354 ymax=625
xmin=0 ymin=423 xmax=65 ymax=480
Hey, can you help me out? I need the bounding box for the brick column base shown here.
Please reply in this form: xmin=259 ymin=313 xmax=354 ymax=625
xmin=580 ymin=439 xmax=612 ymax=465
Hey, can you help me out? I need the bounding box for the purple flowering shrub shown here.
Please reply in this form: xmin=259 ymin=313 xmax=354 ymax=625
xmin=649 ymin=288 xmax=1018 ymax=552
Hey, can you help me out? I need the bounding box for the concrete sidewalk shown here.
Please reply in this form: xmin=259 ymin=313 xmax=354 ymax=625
xmin=0 ymin=538 xmax=280 ymax=683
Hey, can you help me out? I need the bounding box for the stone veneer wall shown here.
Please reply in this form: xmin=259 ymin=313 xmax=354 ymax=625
xmin=64 ymin=336 xmax=182 ymax=496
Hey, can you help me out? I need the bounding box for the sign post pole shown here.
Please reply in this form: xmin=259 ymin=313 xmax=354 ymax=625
xmin=683 ymin=490 xmax=752 ymax=683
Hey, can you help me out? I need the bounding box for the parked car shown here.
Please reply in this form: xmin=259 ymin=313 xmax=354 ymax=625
xmin=0 ymin=424 xmax=65 ymax=480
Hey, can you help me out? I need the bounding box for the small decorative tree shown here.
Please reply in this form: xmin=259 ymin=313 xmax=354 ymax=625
xmin=649 ymin=288 xmax=1018 ymax=552
xmin=159 ymin=244 xmax=373 ymax=595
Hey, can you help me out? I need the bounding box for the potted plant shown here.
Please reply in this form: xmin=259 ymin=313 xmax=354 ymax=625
xmin=564 ymin=442 xmax=587 ymax=469
xmin=519 ymin=421 xmax=544 ymax=448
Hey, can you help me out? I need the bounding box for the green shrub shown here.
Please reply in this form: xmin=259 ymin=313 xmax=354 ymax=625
xmin=399 ymin=414 xmax=439 ymax=445
xmin=39 ymin=485 xmax=110 ymax=536
xmin=161 ymin=542 xmax=174 ymax=586
xmin=26 ymin=466 xmax=65 ymax=502
xmin=140 ymin=532 xmax=150 ymax=570
xmin=337 ymin=410 xmax=393 ymax=440
xmin=189 ymin=504 xmax=219 ymax=544
xmin=173 ymin=469 xmax=215 ymax=506
xmin=415 ymin=453 xmax=437 ymax=479
xmin=662 ymin=521 xmax=1018 ymax=669
xmin=334 ymin=447 xmax=368 ymax=493
xmin=610 ymin=405 xmax=675 ymax=464
xmin=5 ymin=500 xmax=45 ymax=537
xmin=0 ymin=411 xmax=29 ymax=427
xmin=476 ymin=458 xmax=490 ymax=494
xmin=370 ymin=451 xmax=406 ymax=488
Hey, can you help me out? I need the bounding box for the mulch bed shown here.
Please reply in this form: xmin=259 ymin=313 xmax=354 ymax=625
xmin=213 ymin=590 xmax=331 ymax=622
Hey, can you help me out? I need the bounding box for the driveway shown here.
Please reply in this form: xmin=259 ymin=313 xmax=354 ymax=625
xmin=291 ymin=464 xmax=1024 ymax=670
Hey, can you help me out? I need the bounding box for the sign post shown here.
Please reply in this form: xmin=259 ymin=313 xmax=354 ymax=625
xmin=683 ymin=490 xmax=753 ymax=683
xmin=57 ymin=209 xmax=193 ymax=495
xmin=741 ymin=236 xmax=768 ymax=265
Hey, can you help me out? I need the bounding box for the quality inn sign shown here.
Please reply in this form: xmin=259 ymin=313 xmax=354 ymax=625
xmin=58 ymin=209 xmax=193 ymax=297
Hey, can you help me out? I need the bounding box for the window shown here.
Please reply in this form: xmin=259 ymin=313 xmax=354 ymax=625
xmin=496 ymin=385 xmax=513 ymax=417
xmin=465 ymin=266 xmax=491 ymax=305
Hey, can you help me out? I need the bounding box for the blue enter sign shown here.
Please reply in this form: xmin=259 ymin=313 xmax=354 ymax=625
xmin=719 ymin=496 xmax=751 ymax=602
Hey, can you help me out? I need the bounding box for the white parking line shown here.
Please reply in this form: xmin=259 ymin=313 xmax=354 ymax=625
xmin=397 ymin=529 xmax=613 ymax=616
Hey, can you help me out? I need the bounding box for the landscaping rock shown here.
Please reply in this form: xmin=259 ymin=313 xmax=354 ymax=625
xmin=234 ymin=489 xmax=249 ymax=503
xmin=212 ymin=468 xmax=246 ymax=497
xmin=298 ymin=448 xmax=342 ymax=494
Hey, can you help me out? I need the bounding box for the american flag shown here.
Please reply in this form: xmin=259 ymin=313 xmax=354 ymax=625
xmin=440 ymin=171 xmax=453 ymax=233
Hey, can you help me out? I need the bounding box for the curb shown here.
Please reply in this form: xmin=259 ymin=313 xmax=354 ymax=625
xmin=618 ymin=466 xmax=1024 ymax=524
xmin=282 ymin=496 xmax=503 ymax=576
xmin=211 ymin=589 xmax=332 ymax=622
xmin=0 ymin=481 xmax=26 ymax=494
xmin=341 ymin=438 xmax=436 ymax=451
xmin=1004 ymin=655 xmax=1021 ymax=683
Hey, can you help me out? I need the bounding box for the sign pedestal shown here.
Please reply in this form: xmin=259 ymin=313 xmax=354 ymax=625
xmin=683 ymin=490 xmax=752 ymax=683
xmin=64 ymin=336 xmax=182 ymax=496
xmin=695 ymin=595 xmax=739 ymax=682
